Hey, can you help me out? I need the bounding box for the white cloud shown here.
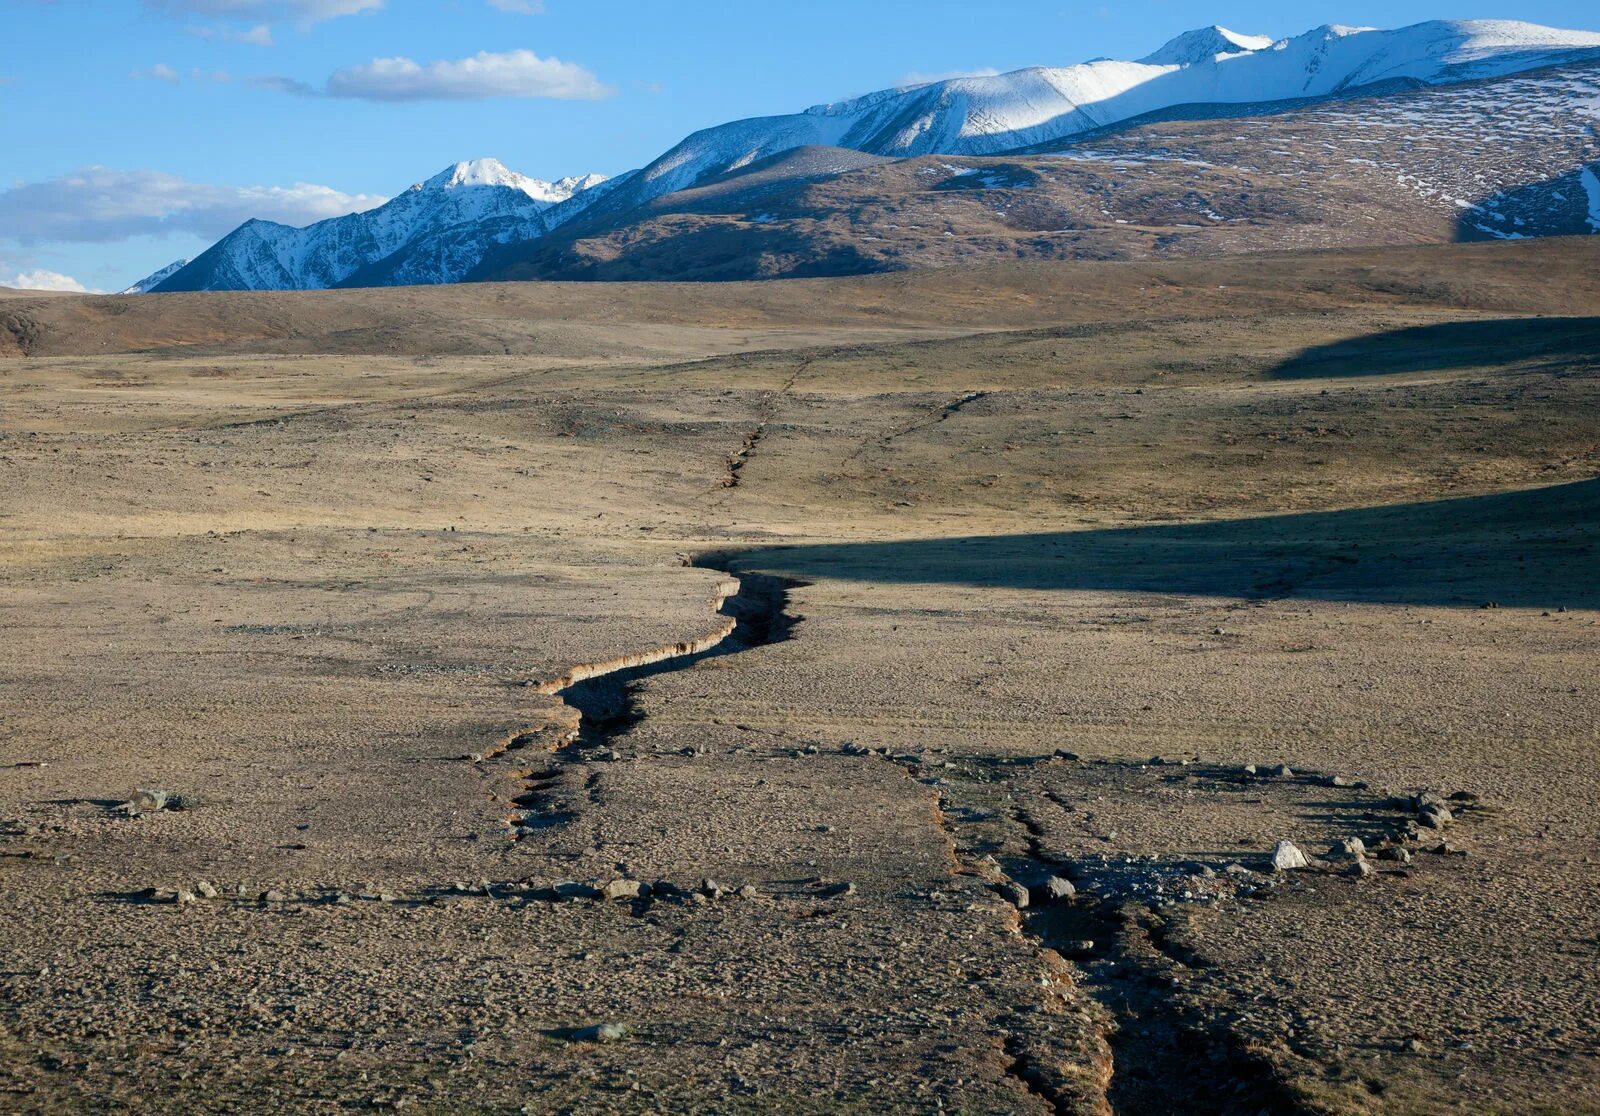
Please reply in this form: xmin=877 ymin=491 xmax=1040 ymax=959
xmin=0 ymin=167 xmax=387 ymax=245
xmin=141 ymin=0 xmax=381 ymax=27
xmin=896 ymin=67 xmax=1002 ymax=88
xmin=324 ymin=49 xmax=611 ymax=101
xmin=185 ymin=22 xmax=274 ymax=44
xmin=5 ymin=269 xmax=98 ymax=293
xmin=131 ymin=63 xmax=181 ymax=82
xmin=487 ymin=0 xmax=545 ymax=13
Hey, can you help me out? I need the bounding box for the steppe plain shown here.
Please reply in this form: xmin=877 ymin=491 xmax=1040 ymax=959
xmin=2 ymin=238 xmax=1598 ymax=1114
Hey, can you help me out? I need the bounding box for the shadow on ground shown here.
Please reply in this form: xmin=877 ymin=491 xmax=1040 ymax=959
xmin=1270 ymin=316 xmax=1600 ymax=379
xmin=725 ymin=480 xmax=1600 ymax=608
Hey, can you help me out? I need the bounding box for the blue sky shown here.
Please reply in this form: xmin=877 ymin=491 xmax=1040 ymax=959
xmin=4 ymin=0 xmax=1597 ymax=290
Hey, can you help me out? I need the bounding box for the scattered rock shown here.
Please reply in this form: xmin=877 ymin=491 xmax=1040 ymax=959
xmin=1267 ymin=764 xmax=1294 ymax=779
xmin=260 ymin=889 xmax=290 ymax=904
xmin=1241 ymin=764 xmax=1258 ymax=776
xmin=1269 ymin=840 xmax=1309 ymax=872
xmin=1418 ymin=804 xmax=1453 ymax=829
xmin=1329 ymin=837 xmax=1366 ymax=859
xmin=1347 ymin=860 xmax=1375 ymax=879
xmin=699 ymin=878 xmax=728 ymax=900
xmin=1054 ymin=749 xmax=1080 ymax=762
xmin=1039 ymin=876 xmax=1076 ymax=902
xmin=194 ymin=880 xmax=219 ymax=899
xmin=127 ymin=788 xmax=170 ymax=814
xmin=1377 ymin=847 xmax=1413 ymax=864
xmin=820 ymin=880 xmax=855 ymax=898
xmin=993 ymin=880 xmax=1029 ymax=909
xmin=1409 ymin=791 xmax=1450 ymax=813
xmin=736 ymin=885 xmax=759 ymax=900
xmin=570 ymin=1023 xmax=628 ymax=1044
xmin=600 ymin=879 xmax=645 ymax=902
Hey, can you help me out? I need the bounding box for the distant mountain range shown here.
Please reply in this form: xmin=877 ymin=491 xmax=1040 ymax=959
xmin=149 ymin=161 xmax=614 ymax=293
xmin=142 ymin=19 xmax=1600 ymax=292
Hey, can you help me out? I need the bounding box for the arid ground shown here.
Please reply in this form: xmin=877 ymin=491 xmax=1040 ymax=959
xmin=2 ymin=238 xmax=1598 ymax=1114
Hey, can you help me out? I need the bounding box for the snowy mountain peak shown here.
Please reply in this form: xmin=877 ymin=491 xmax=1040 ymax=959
xmin=553 ymin=172 xmax=611 ymax=196
xmin=422 ymin=158 xmax=531 ymax=192
xmin=412 ymin=159 xmax=609 ymax=204
xmin=153 ymin=158 xmax=612 ymax=293
xmin=121 ymin=259 xmax=189 ymax=295
xmin=1140 ymin=26 xmax=1276 ymax=66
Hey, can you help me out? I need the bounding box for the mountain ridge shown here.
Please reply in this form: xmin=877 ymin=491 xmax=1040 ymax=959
xmin=153 ymin=158 xmax=609 ymax=292
xmin=146 ymin=18 xmax=1600 ymax=292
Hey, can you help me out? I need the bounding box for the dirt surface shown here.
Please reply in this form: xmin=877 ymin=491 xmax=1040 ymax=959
xmin=2 ymin=239 xmax=1598 ymax=1114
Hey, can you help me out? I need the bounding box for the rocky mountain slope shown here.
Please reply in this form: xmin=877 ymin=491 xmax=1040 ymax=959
xmin=602 ymin=20 xmax=1600 ymax=208
xmin=148 ymin=19 xmax=1600 ymax=290
xmin=479 ymin=59 xmax=1600 ymax=281
xmin=152 ymin=160 xmax=608 ymax=292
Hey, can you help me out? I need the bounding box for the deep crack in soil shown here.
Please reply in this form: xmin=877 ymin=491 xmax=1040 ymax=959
xmin=558 ymin=564 xmax=802 ymax=741
xmin=473 ymin=541 xmax=1481 ymax=1114
xmin=486 ymin=561 xmax=804 ymax=842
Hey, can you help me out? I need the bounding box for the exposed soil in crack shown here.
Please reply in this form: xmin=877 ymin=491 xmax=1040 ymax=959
xmin=719 ymin=362 xmax=807 ymax=489
xmin=466 ymin=531 xmax=1481 ymax=1114
xmin=844 ymin=389 xmax=992 ymax=462
xmin=885 ymin=747 xmax=1486 ymax=1115
xmin=882 ymin=390 xmax=991 ymax=446
xmin=484 ymin=560 xmax=804 ymax=840
xmin=1027 ymin=900 xmax=1305 ymax=1116
xmin=556 ymin=565 xmax=801 ymax=741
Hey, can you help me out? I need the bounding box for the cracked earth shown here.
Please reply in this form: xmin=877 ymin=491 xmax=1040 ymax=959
xmin=2 ymin=241 xmax=1599 ymax=1113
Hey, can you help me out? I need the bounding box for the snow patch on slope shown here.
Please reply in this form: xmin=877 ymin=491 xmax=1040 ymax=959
xmin=1580 ymin=165 xmax=1600 ymax=230
xmin=121 ymin=259 xmax=189 ymax=294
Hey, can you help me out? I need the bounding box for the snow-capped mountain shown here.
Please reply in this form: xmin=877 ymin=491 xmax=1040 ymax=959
xmin=476 ymin=52 xmax=1600 ymax=283
xmin=153 ymin=159 xmax=608 ymax=292
xmin=615 ymin=20 xmax=1600 ymax=205
xmin=121 ymin=259 xmax=188 ymax=294
xmin=147 ymin=19 xmax=1600 ymax=291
